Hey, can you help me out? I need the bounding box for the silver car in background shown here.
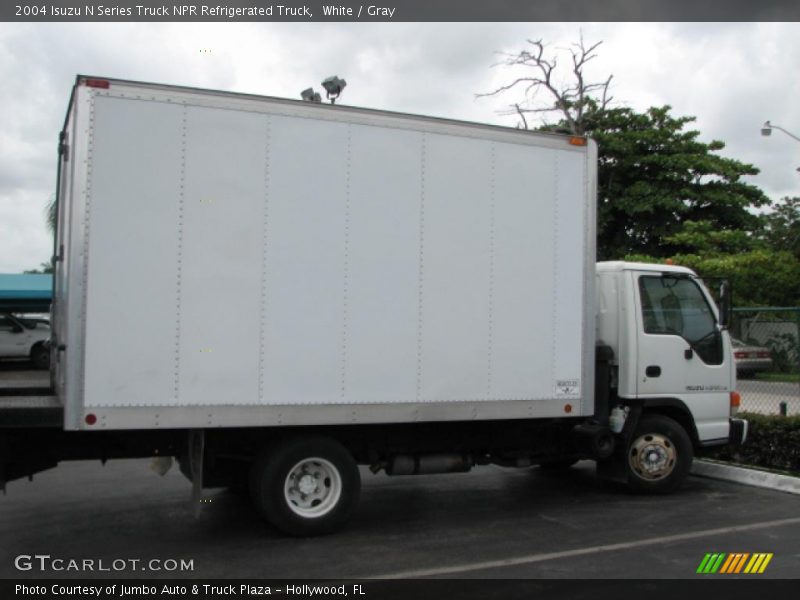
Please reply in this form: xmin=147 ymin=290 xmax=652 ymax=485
xmin=732 ymin=337 xmax=773 ymax=378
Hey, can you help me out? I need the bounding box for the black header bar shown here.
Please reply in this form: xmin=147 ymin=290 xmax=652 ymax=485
xmin=4 ymin=0 xmax=800 ymax=22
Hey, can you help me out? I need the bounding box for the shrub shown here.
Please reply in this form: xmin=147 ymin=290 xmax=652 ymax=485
xmin=765 ymin=332 xmax=798 ymax=373
xmin=703 ymin=412 xmax=800 ymax=473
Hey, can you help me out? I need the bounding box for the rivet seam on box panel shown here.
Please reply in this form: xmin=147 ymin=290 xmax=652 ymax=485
xmin=259 ymin=116 xmax=271 ymax=404
xmin=341 ymin=124 xmax=352 ymax=400
xmin=415 ymin=133 xmax=427 ymax=402
xmin=174 ymin=105 xmax=187 ymax=403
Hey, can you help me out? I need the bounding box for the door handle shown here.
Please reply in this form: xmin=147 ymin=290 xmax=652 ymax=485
xmin=645 ymin=365 xmax=661 ymax=377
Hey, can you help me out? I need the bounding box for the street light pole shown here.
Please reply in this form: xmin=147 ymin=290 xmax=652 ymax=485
xmin=761 ymin=121 xmax=800 ymax=143
xmin=762 ymin=121 xmax=800 ymax=173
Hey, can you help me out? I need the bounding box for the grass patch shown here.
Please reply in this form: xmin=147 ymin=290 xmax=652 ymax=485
xmin=754 ymin=372 xmax=800 ymax=383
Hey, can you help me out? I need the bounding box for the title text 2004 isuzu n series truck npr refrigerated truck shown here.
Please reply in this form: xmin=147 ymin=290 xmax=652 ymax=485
xmin=0 ymin=76 xmax=747 ymax=536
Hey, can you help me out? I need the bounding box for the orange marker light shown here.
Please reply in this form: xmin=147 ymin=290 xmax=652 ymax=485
xmin=568 ymin=137 xmax=587 ymax=146
xmin=564 ymin=403 xmax=573 ymax=414
xmin=84 ymin=78 xmax=110 ymax=89
xmin=730 ymin=391 xmax=741 ymax=415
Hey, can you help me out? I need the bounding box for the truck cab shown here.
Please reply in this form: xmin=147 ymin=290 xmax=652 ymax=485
xmin=596 ymin=261 xmax=746 ymax=454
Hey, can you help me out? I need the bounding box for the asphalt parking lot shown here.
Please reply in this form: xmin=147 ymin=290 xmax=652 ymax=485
xmin=2 ymin=361 xmax=798 ymax=580
xmin=1 ymin=457 xmax=798 ymax=580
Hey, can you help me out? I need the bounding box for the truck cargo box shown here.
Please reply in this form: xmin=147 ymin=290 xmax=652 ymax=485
xmin=53 ymin=76 xmax=597 ymax=431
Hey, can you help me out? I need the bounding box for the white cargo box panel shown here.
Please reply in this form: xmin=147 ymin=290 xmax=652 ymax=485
xmin=54 ymin=77 xmax=597 ymax=430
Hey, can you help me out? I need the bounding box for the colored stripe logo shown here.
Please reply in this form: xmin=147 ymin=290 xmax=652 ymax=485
xmin=697 ymin=553 xmax=773 ymax=574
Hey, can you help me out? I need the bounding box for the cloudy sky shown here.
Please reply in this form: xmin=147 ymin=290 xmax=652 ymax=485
xmin=0 ymin=21 xmax=799 ymax=273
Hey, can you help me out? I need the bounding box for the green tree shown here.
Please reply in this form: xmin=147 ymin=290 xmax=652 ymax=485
xmin=627 ymin=220 xmax=800 ymax=307
xmin=660 ymin=251 xmax=798 ymax=308
xmin=24 ymin=262 xmax=54 ymax=275
xmin=581 ymin=104 xmax=770 ymax=259
xmin=761 ymin=196 xmax=800 ymax=259
xmin=46 ymin=194 xmax=56 ymax=235
xmin=662 ymin=220 xmax=758 ymax=255
xmin=25 ymin=194 xmax=57 ymax=274
xmin=482 ymin=36 xmax=770 ymax=260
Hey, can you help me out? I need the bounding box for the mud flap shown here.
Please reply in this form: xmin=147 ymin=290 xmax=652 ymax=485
xmin=188 ymin=429 xmax=205 ymax=517
xmin=596 ymin=404 xmax=642 ymax=484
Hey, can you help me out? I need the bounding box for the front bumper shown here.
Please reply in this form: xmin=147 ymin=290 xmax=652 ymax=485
xmin=729 ymin=418 xmax=749 ymax=446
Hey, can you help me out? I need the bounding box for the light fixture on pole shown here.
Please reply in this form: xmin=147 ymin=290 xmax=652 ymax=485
xmin=300 ymin=88 xmax=322 ymax=103
xmin=321 ymin=75 xmax=346 ymax=104
xmin=762 ymin=121 xmax=800 ymax=174
xmin=761 ymin=120 xmax=800 ymax=143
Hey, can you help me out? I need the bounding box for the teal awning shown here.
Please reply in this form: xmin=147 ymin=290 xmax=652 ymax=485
xmin=0 ymin=274 xmax=52 ymax=312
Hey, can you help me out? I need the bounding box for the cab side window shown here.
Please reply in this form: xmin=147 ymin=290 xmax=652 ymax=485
xmin=639 ymin=276 xmax=723 ymax=365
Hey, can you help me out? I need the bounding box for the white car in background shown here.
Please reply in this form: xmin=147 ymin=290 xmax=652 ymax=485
xmin=0 ymin=313 xmax=50 ymax=369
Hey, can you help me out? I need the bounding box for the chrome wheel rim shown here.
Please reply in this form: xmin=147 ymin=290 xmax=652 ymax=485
xmin=283 ymin=457 xmax=342 ymax=518
xmin=628 ymin=433 xmax=676 ymax=480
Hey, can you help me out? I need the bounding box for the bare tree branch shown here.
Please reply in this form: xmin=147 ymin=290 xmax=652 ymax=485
xmin=514 ymin=103 xmax=529 ymax=130
xmin=477 ymin=35 xmax=613 ymax=134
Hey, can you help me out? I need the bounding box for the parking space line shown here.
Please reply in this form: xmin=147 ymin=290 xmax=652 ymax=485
xmin=375 ymin=516 xmax=800 ymax=579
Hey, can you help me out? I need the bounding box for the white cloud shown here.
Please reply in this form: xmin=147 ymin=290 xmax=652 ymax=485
xmin=1 ymin=22 xmax=799 ymax=272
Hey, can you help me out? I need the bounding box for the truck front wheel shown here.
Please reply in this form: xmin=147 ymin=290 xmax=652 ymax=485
xmin=250 ymin=436 xmax=360 ymax=536
xmin=626 ymin=414 xmax=693 ymax=494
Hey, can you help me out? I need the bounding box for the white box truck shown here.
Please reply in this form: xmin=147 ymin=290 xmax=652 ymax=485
xmin=0 ymin=76 xmax=747 ymax=536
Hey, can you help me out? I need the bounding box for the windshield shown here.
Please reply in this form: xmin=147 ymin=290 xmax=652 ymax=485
xmin=639 ymin=275 xmax=723 ymax=365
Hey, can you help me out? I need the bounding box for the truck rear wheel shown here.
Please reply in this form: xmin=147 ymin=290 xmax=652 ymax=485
xmin=626 ymin=414 xmax=693 ymax=494
xmin=250 ymin=436 xmax=360 ymax=536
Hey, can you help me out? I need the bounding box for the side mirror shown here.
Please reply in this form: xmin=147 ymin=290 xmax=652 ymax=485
xmin=719 ymin=281 xmax=731 ymax=329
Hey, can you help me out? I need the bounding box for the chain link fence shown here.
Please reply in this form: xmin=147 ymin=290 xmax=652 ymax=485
xmin=730 ymin=307 xmax=800 ymax=416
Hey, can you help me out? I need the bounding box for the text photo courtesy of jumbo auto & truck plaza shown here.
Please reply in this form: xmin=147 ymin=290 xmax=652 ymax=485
xmin=2 ymin=1 xmax=799 ymax=597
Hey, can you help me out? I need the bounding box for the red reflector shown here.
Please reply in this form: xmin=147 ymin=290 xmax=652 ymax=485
xmin=733 ymin=352 xmax=746 ymax=358
xmin=84 ymin=78 xmax=110 ymax=89
xmin=757 ymin=352 xmax=770 ymax=358
xmin=85 ymin=413 xmax=97 ymax=425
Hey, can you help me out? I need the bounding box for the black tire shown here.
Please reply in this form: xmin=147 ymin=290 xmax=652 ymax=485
xmin=30 ymin=344 xmax=49 ymax=370
xmin=626 ymin=414 xmax=693 ymax=494
xmin=250 ymin=436 xmax=360 ymax=537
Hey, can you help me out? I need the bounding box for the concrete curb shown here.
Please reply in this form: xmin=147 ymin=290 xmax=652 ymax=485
xmin=691 ymin=459 xmax=800 ymax=495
